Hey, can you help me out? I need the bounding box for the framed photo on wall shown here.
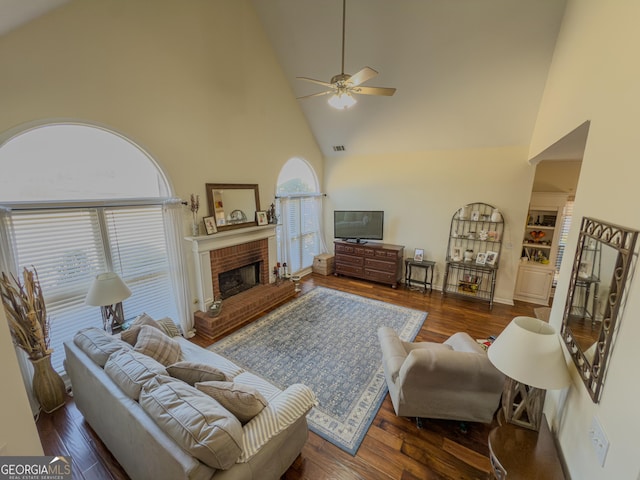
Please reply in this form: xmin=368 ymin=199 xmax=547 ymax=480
xmin=413 ymin=248 xmax=424 ymax=262
xmin=203 ymin=216 xmax=217 ymax=235
xmin=256 ymin=211 xmax=269 ymax=226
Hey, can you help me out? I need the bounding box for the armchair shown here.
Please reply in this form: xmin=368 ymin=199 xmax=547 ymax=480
xmin=377 ymin=327 xmax=505 ymax=424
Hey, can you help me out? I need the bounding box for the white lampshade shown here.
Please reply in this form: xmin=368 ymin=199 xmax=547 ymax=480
xmin=328 ymin=92 xmax=357 ymax=109
xmin=85 ymin=272 xmax=131 ymax=307
xmin=488 ymin=316 xmax=570 ymax=390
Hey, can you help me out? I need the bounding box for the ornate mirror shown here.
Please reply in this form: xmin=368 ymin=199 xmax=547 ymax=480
xmin=561 ymin=217 xmax=638 ymax=402
xmin=205 ymin=183 xmax=260 ymax=231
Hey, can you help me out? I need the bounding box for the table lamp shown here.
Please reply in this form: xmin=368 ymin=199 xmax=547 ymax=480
xmin=85 ymin=272 xmax=131 ymax=333
xmin=488 ymin=316 xmax=570 ymax=431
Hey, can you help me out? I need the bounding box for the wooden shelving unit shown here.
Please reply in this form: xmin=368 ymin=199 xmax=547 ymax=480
xmin=514 ymin=193 xmax=568 ymax=305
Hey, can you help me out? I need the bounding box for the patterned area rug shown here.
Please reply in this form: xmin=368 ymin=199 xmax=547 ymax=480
xmin=210 ymin=286 xmax=427 ymax=455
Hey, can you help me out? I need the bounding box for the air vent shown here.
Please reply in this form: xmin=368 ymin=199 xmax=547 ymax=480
xmin=332 ymin=145 xmax=346 ymax=152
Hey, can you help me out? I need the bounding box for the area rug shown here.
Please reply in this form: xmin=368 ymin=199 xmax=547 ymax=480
xmin=209 ymin=286 xmax=427 ymax=455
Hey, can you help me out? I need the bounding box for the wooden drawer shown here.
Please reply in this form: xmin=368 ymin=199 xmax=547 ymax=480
xmin=335 ymin=243 xmax=355 ymax=254
xmin=375 ymin=249 xmax=399 ymax=260
xmin=358 ymin=247 xmax=376 ymax=257
xmin=365 ymin=257 xmax=396 ymax=273
xmin=336 ymin=254 xmax=364 ymax=266
xmin=365 ymin=268 xmax=396 ymax=284
xmin=336 ymin=263 xmax=365 ymax=276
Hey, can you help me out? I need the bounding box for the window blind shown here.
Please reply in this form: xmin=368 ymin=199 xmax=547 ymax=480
xmin=554 ymin=200 xmax=574 ymax=284
xmin=285 ymin=199 xmax=302 ymax=272
xmin=10 ymin=206 xmax=177 ymax=374
xmin=11 ymin=209 xmax=108 ymax=373
xmin=105 ymin=207 xmax=178 ymax=322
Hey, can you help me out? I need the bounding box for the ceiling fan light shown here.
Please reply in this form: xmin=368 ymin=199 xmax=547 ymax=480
xmin=328 ymin=92 xmax=357 ymax=109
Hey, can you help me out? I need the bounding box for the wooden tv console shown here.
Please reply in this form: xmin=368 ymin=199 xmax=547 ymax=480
xmin=334 ymin=240 xmax=404 ymax=288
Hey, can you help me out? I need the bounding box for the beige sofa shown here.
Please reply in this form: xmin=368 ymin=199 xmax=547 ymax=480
xmin=378 ymin=327 xmax=505 ymax=424
xmin=64 ymin=326 xmax=315 ymax=480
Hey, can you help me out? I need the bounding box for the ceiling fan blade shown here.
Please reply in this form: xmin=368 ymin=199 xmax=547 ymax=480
xmin=352 ymin=85 xmax=396 ymax=96
xmin=296 ymin=90 xmax=333 ymax=100
xmin=348 ymin=67 xmax=378 ymax=87
xmin=296 ymin=77 xmax=334 ymax=88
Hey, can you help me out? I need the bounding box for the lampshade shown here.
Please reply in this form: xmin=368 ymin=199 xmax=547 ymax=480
xmin=85 ymin=272 xmax=131 ymax=307
xmin=488 ymin=316 xmax=570 ymax=390
xmin=328 ymin=92 xmax=357 ymax=109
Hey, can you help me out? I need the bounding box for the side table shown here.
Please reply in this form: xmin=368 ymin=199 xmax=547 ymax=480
xmin=488 ymin=414 xmax=565 ymax=479
xmin=404 ymin=258 xmax=435 ymax=293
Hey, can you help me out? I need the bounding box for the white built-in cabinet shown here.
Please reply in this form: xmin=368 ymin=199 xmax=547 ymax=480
xmin=513 ymin=192 xmax=568 ymax=305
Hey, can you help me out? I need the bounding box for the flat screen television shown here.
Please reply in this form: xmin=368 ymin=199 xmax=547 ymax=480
xmin=334 ymin=210 xmax=384 ymax=243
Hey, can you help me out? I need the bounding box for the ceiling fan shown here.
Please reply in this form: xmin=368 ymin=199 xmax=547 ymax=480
xmin=296 ymin=0 xmax=396 ymax=109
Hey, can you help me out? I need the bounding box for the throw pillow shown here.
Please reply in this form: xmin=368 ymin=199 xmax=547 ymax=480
xmin=167 ymin=361 xmax=227 ymax=385
xmin=239 ymin=383 xmax=316 ymax=461
xmin=155 ymin=317 xmax=182 ymax=337
xmin=134 ymin=325 xmax=181 ymax=366
xmin=74 ymin=327 xmax=131 ymax=367
xmin=133 ymin=312 xmax=161 ymax=329
xmin=120 ymin=313 xmax=164 ymax=346
xmin=104 ymin=348 xmax=167 ymax=400
xmin=139 ymin=375 xmax=243 ymax=470
xmin=195 ymin=381 xmax=268 ymax=424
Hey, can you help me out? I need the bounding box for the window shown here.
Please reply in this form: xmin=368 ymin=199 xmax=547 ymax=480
xmin=276 ymin=158 xmax=326 ymax=274
xmin=554 ymin=200 xmax=574 ymax=286
xmin=0 ymin=123 xmax=176 ymax=374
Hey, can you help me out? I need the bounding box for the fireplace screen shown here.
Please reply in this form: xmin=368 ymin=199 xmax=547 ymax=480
xmin=218 ymin=262 xmax=261 ymax=299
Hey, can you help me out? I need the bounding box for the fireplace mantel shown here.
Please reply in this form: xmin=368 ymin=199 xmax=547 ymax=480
xmin=185 ymin=225 xmax=277 ymax=311
xmin=187 ymin=225 xmax=277 ymax=252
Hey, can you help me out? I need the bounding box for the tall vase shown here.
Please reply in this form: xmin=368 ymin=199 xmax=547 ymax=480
xmin=30 ymin=354 xmax=66 ymax=414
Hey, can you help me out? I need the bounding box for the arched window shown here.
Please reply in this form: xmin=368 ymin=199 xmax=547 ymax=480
xmin=276 ymin=158 xmax=326 ymax=273
xmin=0 ymin=123 xmax=182 ymax=375
xmin=0 ymin=124 xmax=169 ymax=202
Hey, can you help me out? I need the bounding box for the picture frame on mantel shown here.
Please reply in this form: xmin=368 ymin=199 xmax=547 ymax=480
xmin=203 ymin=216 xmax=217 ymax=235
xmin=256 ymin=211 xmax=268 ymax=226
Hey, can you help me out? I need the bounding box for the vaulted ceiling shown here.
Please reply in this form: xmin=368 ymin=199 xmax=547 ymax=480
xmin=251 ymin=0 xmax=567 ymax=157
xmin=1 ymin=0 xmax=567 ymax=158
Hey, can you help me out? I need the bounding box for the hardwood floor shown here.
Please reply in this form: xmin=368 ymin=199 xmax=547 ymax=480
xmin=36 ymin=273 xmax=536 ymax=480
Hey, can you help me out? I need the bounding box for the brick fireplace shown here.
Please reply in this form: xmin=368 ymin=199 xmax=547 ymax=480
xmin=210 ymin=239 xmax=269 ymax=299
xmin=187 ymin=226 xmax=295 ymax=339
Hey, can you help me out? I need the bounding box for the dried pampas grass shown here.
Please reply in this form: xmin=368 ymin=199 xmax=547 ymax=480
xmin=1 ymin=267 xmax=52 ymax=360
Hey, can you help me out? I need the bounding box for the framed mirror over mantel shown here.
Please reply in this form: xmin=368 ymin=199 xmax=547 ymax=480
xmin=205 ymin=183 xmax=260 ymax=231
xmin=561 ymin=217 xmax=638 ymax=402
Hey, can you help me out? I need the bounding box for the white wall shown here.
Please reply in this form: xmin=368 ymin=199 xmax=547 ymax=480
xmin=0 ymin=307 xmax=44 ymax=455
xmin=533 ymin=160 xmax=581 ymax=194
xmin=530 ymin=1 xmax=640 ymax=478
xmin=0 ymin=0 xmax=323 ymax=422
xmin=324 ymin=146 xmax=534 ymax=303
xmin=0 ymin=0 xmax=323 ymax=224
